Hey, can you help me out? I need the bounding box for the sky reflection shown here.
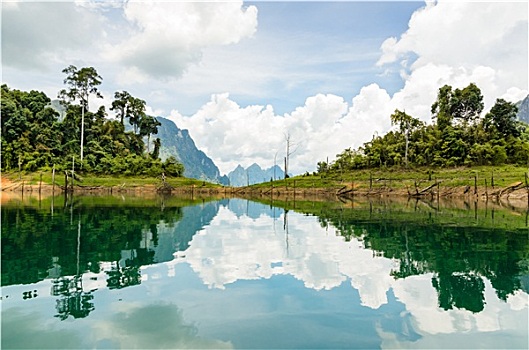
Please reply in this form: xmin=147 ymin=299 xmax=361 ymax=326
xmin=1 ymin=198 xmax=527 ymax=349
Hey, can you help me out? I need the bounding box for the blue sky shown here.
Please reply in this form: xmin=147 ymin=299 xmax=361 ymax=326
xmin=2 ymin=1 xmax=527 ymax=174
xmin=217 ymin=1 xmax=423 ymax=115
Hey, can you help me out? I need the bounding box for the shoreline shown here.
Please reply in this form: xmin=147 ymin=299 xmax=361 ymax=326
xmin=2 ymin=179 xmax=528 ymax=210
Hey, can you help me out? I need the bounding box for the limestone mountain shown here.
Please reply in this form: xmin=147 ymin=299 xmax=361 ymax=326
xmin=228 ymin=163 xmax=285 ymax=187
xmin=156 ymin=117 xmax=229 ymax=185
xmin=515 ymin=94 xmax=529 ymax=124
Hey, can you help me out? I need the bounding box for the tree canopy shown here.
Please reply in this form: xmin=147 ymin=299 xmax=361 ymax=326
xmin=1 ymin=67 xmax=184 ymax=177
xmin=319 ymin=83 xmax=529 ymax=172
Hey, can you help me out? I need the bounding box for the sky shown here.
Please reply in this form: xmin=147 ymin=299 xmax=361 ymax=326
xmin=2 ymin=0 xmax=528 ymax=175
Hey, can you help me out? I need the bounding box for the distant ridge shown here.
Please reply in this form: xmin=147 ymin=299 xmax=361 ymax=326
xmin=228 ymin=163 xmax=285 ymax=187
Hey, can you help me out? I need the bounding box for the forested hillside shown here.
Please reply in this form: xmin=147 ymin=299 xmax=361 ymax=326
xmin=1 ymin=66 xmax=184 ymax=177
xmin=319 ymin=83 xmax=529 ymax=173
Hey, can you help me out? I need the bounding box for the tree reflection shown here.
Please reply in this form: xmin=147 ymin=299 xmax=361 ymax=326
xmin=307 ymin=200 xmax=529 ymax=313
xmin=106 ymin=248 xmax=154 ymax=290
xmin=432 ymin=272 xmax=485 ymax=313
xmin=51 ymin=276 xmax=95 ymax=320
xmin=1 ymin=202 xmax=182 ymax=287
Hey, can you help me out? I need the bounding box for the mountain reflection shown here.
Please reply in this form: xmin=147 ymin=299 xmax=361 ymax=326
xmin=1 ymin=195 xmax=528 ymax=322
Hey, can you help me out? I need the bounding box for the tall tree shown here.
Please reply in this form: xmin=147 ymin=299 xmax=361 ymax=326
xmin=128 ymin=97 xmax=147 ymax=135
xmin=431 ymin=85 xmax=454 ymax=131
xmin=139 ymin=115 xmax=161 ymax=152
xmin=390 ymin=109 xmax=423 ymax=167
xmin=450 ymin=83 xmax=484 ymax=126
xmin=110 ymin=91 xmax=131 ymax=126
xmin=58 ymin=65 xmax=103 ymax=163
xmin=432 ymin=83 xmax=484 ymax=129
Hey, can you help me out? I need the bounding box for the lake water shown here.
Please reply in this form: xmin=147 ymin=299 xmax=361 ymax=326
xmin=1 ymin=194 xmax=528 ymax=349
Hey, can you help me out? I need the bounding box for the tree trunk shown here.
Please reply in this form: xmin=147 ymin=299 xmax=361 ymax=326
xmin=80 ymin=105 xmax=85 ymax=164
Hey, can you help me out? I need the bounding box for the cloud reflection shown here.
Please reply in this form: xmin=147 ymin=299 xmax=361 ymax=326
xmin=94 ymin=302 xmax=233 ymax=349
xmin=177 ymin=204 xmax=398 ymax=309
xmin=165 ymin=200 xmax=528 ymax=345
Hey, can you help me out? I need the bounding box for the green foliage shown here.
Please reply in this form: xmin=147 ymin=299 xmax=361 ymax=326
xmin=1 ymin=80 xmax=184 ymax=177
xmin=484 ymin=98 xmax=520 ymax=138
xmin=58 ymin=65 xmax=103 ymax=109
xmin=163 ymin=156 xmax=185 ymax=177
xmin=319 ymin=83 xmax=529 ymax=172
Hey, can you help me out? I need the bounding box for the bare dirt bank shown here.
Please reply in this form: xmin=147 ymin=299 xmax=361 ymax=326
xmin=2 ymin=178 xmax=528 ymax=210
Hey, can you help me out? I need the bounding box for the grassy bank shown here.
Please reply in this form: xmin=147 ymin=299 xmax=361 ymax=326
xmin=2 ymin=165 xmax=528 ymax=196
xmin=248 ymin=165 xmax=529 ymax=192
xmin=1 ymin=171 xmax=223 ymax=189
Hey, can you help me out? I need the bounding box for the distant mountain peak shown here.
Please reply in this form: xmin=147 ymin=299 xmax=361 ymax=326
xmin=227 ymin=163 xmax=285 ymax=187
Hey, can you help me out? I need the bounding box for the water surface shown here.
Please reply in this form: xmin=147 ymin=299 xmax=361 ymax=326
xmin=1 ymin=195 xmax=528 ymax=349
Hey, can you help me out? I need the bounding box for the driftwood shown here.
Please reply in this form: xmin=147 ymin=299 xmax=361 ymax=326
xmin=409 ymin=181 xmax=439 ymax=197
xmin=491 ymin=182 xmax=523 ymax=197
xmin=336 ymin=186 xmax=348 ymax=195
xmin=337 ymin=189 xmax=354 ymax=196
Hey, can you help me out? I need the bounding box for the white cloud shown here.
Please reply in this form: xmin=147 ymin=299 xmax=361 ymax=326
xmin=2 ymin=1 xmax=257 ymax=81
xmin=378 ymin=0 xmax=527 ymax=112
xmin=105 ymin=0 xmax=258 ymax=79
xmin=168 ymin=85 xmax=396 ymax=175
xmin=169 ymin=93 xmax=358 ymax=174
xmin=1 ymin=2 xmax=106 ymax=70
xmin=167 ymin=1 xmax=527 ymax=175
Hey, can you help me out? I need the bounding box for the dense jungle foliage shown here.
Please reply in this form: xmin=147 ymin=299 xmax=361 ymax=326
xmin=319 ymin=83 xmax=529 ymax=173
xmin=1 ymin=66 xmax=184 ymax=176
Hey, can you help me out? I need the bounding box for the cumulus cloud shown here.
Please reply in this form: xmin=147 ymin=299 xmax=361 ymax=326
xmin=1 ymin=2 xmax=106 ymax=70
xmin=168 ymin=84 xmax=397 ymax=175
xmin=2 ymin=0 xmax=257 ymax=80
xmin=378 ymin=1 xmax=527 ymax=112
xmin=169 ymin=92 xmax=372 ymax=174
xmin=105 ymin=0 xmax=258 ymax=80
xmin=167 ymin=1 xmax=526 ymax=175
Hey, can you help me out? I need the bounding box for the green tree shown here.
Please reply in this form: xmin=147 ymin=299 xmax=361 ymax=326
xmin=390 ymin=109 xmax=423 ymax=167
xmin=317 ymin=161 xmax=328 ymax=174
xmin=110 ymin=90 xmax=132 ymax=126
xmin=431 ymin=85 xmax=454 ymax=131
xmin=58 ymin=65 xmax=103 ymax=164
xmin=163 ymin=156 xmax=184 ymax=177
xmin=139 ymin=115 xmax=161 ymax=152
xmin=450 ymin=83 xmax=484 ymax=126
xmin=432 ymin=83 xmax=484 ymax=130
xmin=151 ymin=138 xmax=161 ymax=160
xmin=484 ymin=98 xmax=520 ymax=138
xmin=128 ymin=97 xmax=147 ymax=135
